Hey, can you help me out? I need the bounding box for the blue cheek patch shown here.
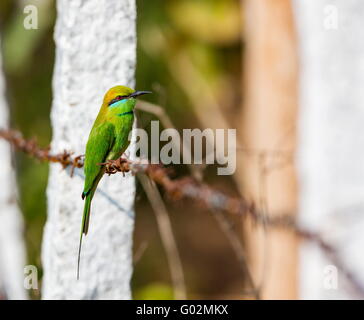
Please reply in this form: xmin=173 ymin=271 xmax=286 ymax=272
xmin=109 ymin=99 xmax=128 ymax=108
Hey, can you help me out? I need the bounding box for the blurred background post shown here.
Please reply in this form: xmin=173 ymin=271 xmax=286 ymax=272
xmin=238 ymin=0 xmax=298 ymax=299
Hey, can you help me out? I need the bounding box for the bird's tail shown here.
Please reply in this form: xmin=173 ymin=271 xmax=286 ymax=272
xmin=81 ymin=194 xmax=92 ymax=235
xmin=77 ymin=193 xmax=92 ymax=280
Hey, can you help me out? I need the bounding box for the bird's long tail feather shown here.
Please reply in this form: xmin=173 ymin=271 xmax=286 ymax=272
xmin=77 ymin=194 xmax=92 ymax=280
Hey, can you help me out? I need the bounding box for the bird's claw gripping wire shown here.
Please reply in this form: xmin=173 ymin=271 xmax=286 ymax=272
xmin=98 ymin=157 xmax=130 ymax=176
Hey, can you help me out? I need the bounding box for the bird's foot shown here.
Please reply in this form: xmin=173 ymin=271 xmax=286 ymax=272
xmin=98 ymin=158 xmax=130 ymax=176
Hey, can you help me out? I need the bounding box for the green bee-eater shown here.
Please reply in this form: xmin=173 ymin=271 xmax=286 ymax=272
xmin=78 ymin=85 xmax=151 ymax=279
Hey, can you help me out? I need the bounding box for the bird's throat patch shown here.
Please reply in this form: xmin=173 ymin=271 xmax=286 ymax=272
xmin=109 ymin=99 xmax=128 ymax=108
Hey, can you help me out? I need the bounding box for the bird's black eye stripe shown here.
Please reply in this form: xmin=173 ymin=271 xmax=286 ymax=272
xmin=108 ymin=95 xmax=129 ymax=106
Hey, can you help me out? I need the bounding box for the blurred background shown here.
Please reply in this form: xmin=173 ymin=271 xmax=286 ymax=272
xmin=2 ymin=0 xmax=361 ymax=300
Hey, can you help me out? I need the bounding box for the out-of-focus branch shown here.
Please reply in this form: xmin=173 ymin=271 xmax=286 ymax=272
xmin=211 ymin=209 xmax=260 ymax=299
xmin=138 ymin=173 xmax=187 ymax=300
xmin=133 ymin=241 xmax=148 ymax=265
xmin=136 ymin=101 xmax=203 ymax=181
xmin=136 ymin=101 xmax=258 ymax=296
xmin=136 ymin=101 xmax=174 ymax=129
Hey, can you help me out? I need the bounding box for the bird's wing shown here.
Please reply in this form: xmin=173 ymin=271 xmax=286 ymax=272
xmin=83 ymin=121 xmax=115 ymax=196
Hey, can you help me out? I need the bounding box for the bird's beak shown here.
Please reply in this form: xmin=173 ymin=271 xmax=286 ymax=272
xmin=129 ymin=90 xmax=152 ymax=98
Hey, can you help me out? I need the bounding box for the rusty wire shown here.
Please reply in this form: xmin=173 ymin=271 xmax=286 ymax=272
xmin=0 ymin=129 xmax=84 ymax=169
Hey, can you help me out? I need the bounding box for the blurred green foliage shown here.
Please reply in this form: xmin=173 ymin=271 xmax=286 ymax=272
xmin=3 ymin=1 xmax=54 ymax=73
xmin=1 ymin=1 xmax=55 ymax=289
xmin=134 ymin=283 xmax=174 ymax=300
xmin=1 ymin=0 xmax=243 ymax=299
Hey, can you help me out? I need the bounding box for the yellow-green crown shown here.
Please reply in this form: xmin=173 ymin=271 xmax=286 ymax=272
xmin=103 ymin=86 xmax=135 ymax=105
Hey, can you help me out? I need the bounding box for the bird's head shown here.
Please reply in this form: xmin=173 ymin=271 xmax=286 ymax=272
xmin=103 ymin=85 xmax=151 ymax=107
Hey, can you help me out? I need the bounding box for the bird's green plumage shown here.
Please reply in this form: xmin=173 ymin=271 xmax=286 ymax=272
xmin=77 ymin=85 xmax=149 ymax=279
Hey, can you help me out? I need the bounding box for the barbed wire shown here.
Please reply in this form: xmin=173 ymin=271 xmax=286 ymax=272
xmin=0 ymin=129 xmax=83 ymax=175
xmin=1 ymin=128 xmax=364 ymax=297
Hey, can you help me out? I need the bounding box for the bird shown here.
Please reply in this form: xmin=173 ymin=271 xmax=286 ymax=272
xmin=77 ymin=85 xmax=151 ymax=279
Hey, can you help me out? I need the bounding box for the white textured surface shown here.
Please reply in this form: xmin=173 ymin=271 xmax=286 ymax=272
xmin=42 ymin=0 xmax=136 ymax=299
xmin=0 ymin=39 xmax=27 ymax=300
xmin=294 ymin=0 xmax=364 ymax=299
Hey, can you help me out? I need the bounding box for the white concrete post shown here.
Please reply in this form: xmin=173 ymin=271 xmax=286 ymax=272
xmin=42 ymin=0 xmax=136 ymax=299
